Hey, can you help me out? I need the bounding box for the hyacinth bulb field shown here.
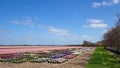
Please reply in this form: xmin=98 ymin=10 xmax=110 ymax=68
xmin=0 ymin=46 xmax=92 ymax=64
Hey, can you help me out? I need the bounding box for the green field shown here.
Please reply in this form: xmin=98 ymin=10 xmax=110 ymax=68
xmin=85 ymin=47 xmax=120 ymax=68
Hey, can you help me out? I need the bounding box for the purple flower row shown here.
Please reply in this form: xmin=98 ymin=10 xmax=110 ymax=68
xmin=0 ymin=54 xmax=23 ymax=59
xmin=50 ymin=54 xmax=65 ymax=58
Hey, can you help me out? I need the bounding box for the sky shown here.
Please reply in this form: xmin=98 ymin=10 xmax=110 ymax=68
xmin=0 ymin=0 xmax=120 ymax=45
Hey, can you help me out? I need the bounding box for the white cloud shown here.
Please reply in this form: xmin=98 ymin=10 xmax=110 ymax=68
xmin=92 ymin=0 xmax=120 ymax=7
xmin=48 ymin=26 xmax=69 ymax=36
xmin=113 ymin=0 xmax=120 ymax=4
xmin=102 ymin=1 xmax=112 ymax=6
xmin=87 ymin=18 xmax=103 ymax=24
xmin=89 ymin=23 xmax=108 ymax=28
xmin=84 ymin=18 xmax=108 ymax=28
xmin=92 ymin=2 xmax=102 ymax=7
xmin=39 ymin=25 xmax=70 ymax=36
xmin=39 ymin=25 xmax=93 ymax=43
xmin=48 ymin=27 xmax=92 ymax=40
xmin=10 ymin=17 xmax=36 ymax=27
xmin=82 ymin=35 xmax=92 ymax=40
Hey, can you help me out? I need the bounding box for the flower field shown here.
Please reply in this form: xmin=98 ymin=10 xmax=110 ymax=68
xmin=0 ymin=46 xmax=92 ymax=64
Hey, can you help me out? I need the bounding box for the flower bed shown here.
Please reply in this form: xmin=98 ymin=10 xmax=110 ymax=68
xmin=0 ymin=58 xmax=11 ymax=62
xmin=50 ymin=54 xmax=65 ymax=58
xmin=0 ymin=54 xmax=15 ymax=59
xmin=64 ymin=54 xmax=75 ymax=59
xmin=62 ymin=51 xmax=73 ymax=55
xmin=0 ymin=54 xmax=24 ymax=62
xmin=0 ymin=48 xmax=84 ymax=63
xmin=10 ymin=58 xmax=27 ymax=63
xmin=47 ymin=58 xmax=67 ymax=63
xmin=71 ymin=49 xmax=80 ymax=53
xmin=23 ymin=54 xmax=33 ymax=59
xmin=72 ymin=52 xmax=82 ymax=55
xmin=29 ymin=58 xmax=48 ymax=63
xmin=80 ymin=48 xmax=90 ymax=52
xmin=38 ymin=53 xmax=51 ymax=58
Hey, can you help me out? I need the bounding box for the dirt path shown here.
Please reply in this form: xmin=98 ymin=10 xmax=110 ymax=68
xmin=0 ymin=47 xmax=96 ymax=68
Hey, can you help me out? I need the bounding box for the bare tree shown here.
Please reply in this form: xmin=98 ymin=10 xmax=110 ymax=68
xmin=103 ymin=15 xmax=120 ymax=53
xmin=116 ymin=14 xmax=120 ymax=27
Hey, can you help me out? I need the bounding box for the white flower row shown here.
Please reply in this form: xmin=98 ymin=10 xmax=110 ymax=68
xmin=48 ymin=58 xmax=67 ymax=63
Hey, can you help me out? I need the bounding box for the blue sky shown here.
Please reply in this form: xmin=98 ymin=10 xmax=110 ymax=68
xmin=0 ymin=0 xmax=120 ymax=45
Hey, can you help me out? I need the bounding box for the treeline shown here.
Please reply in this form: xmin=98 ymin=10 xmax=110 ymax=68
xmin=0 ymin=44 xmax=81 ymax=46
xmin=102 ymin=15 xmax=120 ymax=54
xmin=81 ymin=40 xmax=96 ymax=47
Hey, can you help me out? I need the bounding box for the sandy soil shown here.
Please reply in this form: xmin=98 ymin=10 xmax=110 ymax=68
xmin=0 ymin=47 xmax=96 ymax=68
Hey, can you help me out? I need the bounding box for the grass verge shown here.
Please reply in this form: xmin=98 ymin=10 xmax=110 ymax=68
xmin=85 ymin=47 xmax=120 ymax=68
